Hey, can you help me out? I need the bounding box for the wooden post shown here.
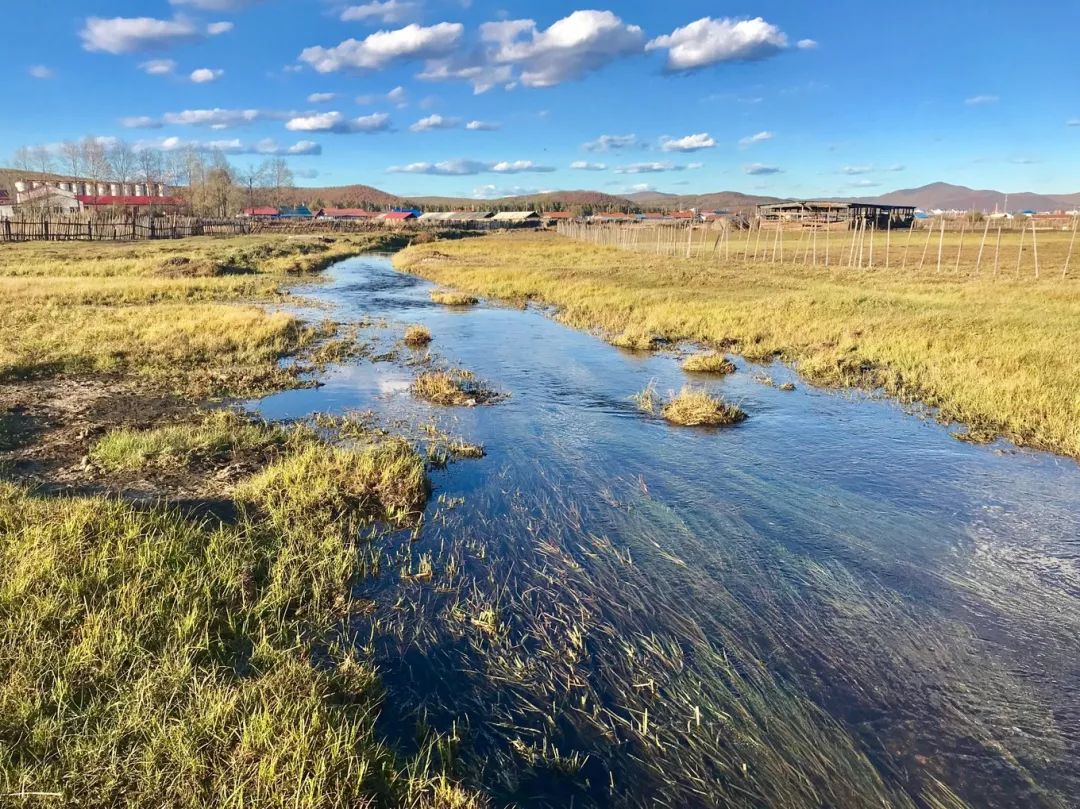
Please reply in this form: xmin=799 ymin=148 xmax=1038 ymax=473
xmin=1063 ymin=215 xmax=1078 ymax=279
xmin=685 ymin=225 xmax=692 ymax=258
xmin=954 ymin=222 xmax=966 ymax=274
xmin=812 ymin=222 xmax=818 ymax=266
xmin=975 ymin=217 xmax=991 ymax=275
xmin=935 ymin=217 xmax=945 ymax=272
xmin=918 ymin=220 xmax=934 ymax=270
xmin=902 ymin=220 xmax=915 ymax=270
xmin=1030 ymin=220 xmax=1039 ymax=279
xmin=778 ymin=224 xmax=784 ymax=263
xmin=753 ymin=222 xmax=762 ymax=261
xmin=743 ymin=222 xmax=752 ymax=262
xmin=885 ymin=215 xmax=891 ymax=270
xmin=993 ymin=226 xmax=1002 ymax=276
xmin=1015 ymin=221 xmax=1025 ymax=278
xmin=868 ymin=220 xmax=875 ymax=268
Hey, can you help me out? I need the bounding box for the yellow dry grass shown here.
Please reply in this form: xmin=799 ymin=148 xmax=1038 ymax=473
xmin=396 ymin=231 xmax=1080 ymax=458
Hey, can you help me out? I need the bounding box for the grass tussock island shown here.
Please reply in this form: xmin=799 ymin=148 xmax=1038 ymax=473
xmin=404 ymin=324 xmax=433 ymax=346
xmin=410 ymin=369 xmax=501 ymax=406
xmin=661 ymin=386 xmax=747 ymax=426
xmin=396 ymin=231 xmax=1080 ymax=459
xmin=429 ymin=289 xmax=479 ymax=307
xmin=0 ymin=235 xmax=486 ymax=807
xmin=682 ymin=352 xmax=737 ymax=374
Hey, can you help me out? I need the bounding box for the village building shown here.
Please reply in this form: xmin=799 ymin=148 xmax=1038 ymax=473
xmin=0 ymin=188 xmax=14 ymax=218
xmin=491 ymin=210 xmax=540 ymax=223
xmin=379 ymin=211 xmax=417 ymax=223
xmin=315 ymin=208 xmax=377 ymax=220
xmin=241 ymin=206 xmax=281 ymax=219
xmin=756 ymin=201 xmax=916 ymax=229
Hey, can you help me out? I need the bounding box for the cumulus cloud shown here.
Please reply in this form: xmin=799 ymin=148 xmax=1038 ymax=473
xmin=465 ymin=120 xmax=500 ymax=130
xmin=841 ymin=165 xmax=873 ymax=175
xmin=81 ymin=16 xmax=201 ymax=54
xmin=139 ymin=59 xmax=177 ymax=75
xmin=738 ymin=130 xmax=773 ymax=147
xmin=660 ymin=133 xmax=715 ymax=152
xmin=356 ymin=86 xmax=408 ymax=106
xmin=479 ymin=10 xmax=644 ymax=88
xmin=417 ymin=54 xmax=515 ymax=94
xmin=28 ymin=65 xmax=54 ymax=79
xmin=571 ymin=161 xmax=607 ymax=170
xmin=965 ymin=94 xmax=999 ymax=105
xmin=286 ymin=111 xmax=391 ymax=133
xmin=646 ymin=17 xmax=788 ymax=71
xmin=582 ymin=133 xmax=638 ymax=152
xmin=190 ymin=68 xmax=224 ymax=83
xmin=162 ymin=108 xmax=272 ymax=126
xmin=410 ymin=114 xmax=461 ymax=131
xmin=472 ymin=184 xmax=550 ymax=199
xmin=207 ymin=21 xmax=234 ymax=35
xmin=307 ymin=92 xmax=337 ymax=103
xmin=796 ymin=38 xmax=818 ymax=49
xmin=614 ymin=161 xmax=699 ymax=174
xmin=299 ymin=23 xmax=463 ymax=72
xmin=743 ymin=163 xmax=782 ymax=175
xmin=340 ymin=0 xmax=421 ymax=24
xmin=253 ymin=139 xmax=322 ymax=156
xmin=387 ymin=159 xmax=555 ymax=175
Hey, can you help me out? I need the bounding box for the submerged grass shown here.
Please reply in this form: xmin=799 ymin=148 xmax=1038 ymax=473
xmin=661 ymin=386 xmax=747 ymax=426
xmin=404 ymin=325 xmax=433 ymax=346
xmin=396 ymin=231 xmax=1080 ymax=459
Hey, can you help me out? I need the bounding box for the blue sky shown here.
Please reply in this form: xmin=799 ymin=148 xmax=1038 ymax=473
xmin=3 ymin=0 xmax=1078 ymax=198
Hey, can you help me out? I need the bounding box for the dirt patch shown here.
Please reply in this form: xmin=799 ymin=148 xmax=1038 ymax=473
xmin=0 ymin=376 xmax=197 ymax=492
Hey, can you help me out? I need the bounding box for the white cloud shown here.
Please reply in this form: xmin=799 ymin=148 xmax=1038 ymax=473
xmin=841 ymin=165 xmax=873 ymax=175
xmin=1068 ymin=118 xmax=1080 ymax=127
xmin=340 ymin=0 xmax=421 ymax=24
xmin=207 ymin=21 xmax=234 ymax=35
xmin=170 ymin=0 xmax=264 ymax=9
xmin=646 ymin=17 xmax=788 ymax=71
xmin=190 ymin=68 xmax=224 ymax=83
xmin=81 ymin=16 xmax=201 ymax=54
xmin=571 ymin=161 xmax=607 ymax=170
xmin=28 ymin=65 xmax=54 ymax=79
xmin=743 ymin=163 xmax=782 ymax=175
xmin=139 ymin=59 xmax=176 ymax=75
xmin=294 ymin=168 xmax=320 ymax=180
xmin=136 ymin=136 xmax=318 ymax=156
xmin=465 ymin=120 xmax=500 ymax=130
xmin=738 ymin=130 xmax=773 ymax=147
xmin=409 ymin=114 xmax=461 ymax=131
xmin=285 ymin=111 xmax=391 ymax=133
xmin=614 ymin=161 xmax=698 ymax=174
xmin=479 ymin=10 xmax=643 ymax=87
xmin=356 ymin=86 xmax=408 ymax=106
xmin=121 ymin=116 xmax=163 ymax=129
xmin=965 ymin=94 xmax=999 ymax=105
xmin=417 ymin=55 xmax=514 ymax=94
xmin=472 ymin=184 xmax=549 ymax=199
xmin=583 ymin=134 xmax=637 ymax=151
xmin=849 ymin=179 xmax=878 ymax=188
xmin=307 ymin=92 xmax=337 ymax=103
xmin=387 ymin=159 xmax=554 ymax=175
xmin=660 ymin=132 xmax=716 ymax=152
xmin=300 ymin=23 xmax=463 ymax=72
xmin=163 ymin=108 xmax=269 ymax=126
xmin=796 ymin=38 xmax=818 ymax=49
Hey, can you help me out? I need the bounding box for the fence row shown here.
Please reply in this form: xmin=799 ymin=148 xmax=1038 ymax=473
xmin=556 ymin=217 xmax=1080 ymax=279
xmin=0 ymin=214 xmax=249 ymax=242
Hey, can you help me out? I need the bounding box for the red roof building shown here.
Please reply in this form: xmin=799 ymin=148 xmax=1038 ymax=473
xmin=381 ymin=211 xmax=416 ymax=221
xmin=242 ymin=207 xmax=280 ymax=217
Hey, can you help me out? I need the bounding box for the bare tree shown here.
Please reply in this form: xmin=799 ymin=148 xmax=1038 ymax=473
xmin=81 ymin=138 xmax=110 ymax=188
xmin=30 ymin=146 xmax=55 ymax=176
xmin=237 ymin=162 xmax=268 ymax=209
xmin=265 ymin=158 xmax=294 ymax=206
xmin=107 ymin=141 xmax=137 ymax=184
xmin=59 ymin=141 xmax=83 ymax=178
xmin=137 ymin=148 xmax=164 ymax=189
xmin=11 ymin=146 xmax=34 ymax=173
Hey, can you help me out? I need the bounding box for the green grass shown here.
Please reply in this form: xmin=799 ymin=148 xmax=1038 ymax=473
xmin=89 ymin=409 xmax=288 ymax=473
xmin=396 ymin=231 xmax=1080 ymax=458
xmin=0 ymin=426 xmax=483 ymax=807
xmin=410 ymin=370 xmax=500 ymax=407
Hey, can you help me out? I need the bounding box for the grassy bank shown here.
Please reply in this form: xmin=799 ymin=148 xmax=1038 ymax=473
xmin=0 ymin=235 xmax=484 ymax=806
xmin=396 ymin=231 xmax=1080 ymax=459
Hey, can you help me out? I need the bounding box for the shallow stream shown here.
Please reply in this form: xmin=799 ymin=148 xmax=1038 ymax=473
xmin=256 ymin=255 xmax=1080 ymax=808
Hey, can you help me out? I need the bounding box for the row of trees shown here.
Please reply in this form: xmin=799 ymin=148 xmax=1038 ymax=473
xmin=8 ymin=138 xmax=296 ymax=217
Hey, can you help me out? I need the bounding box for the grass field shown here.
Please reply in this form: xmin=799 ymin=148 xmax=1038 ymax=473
xmin=396 ymin=230 xmax=1080 ymax=459
xmin=0 ymin=234 xmax=484 ymax=807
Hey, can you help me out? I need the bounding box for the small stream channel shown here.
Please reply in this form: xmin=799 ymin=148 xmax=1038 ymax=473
xmin=255 ymin=254 xmax=1080 ymax=808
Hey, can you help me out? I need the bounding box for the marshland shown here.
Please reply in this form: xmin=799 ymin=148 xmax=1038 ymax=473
xmin=3 ymin=230 xmax=1080 ymax=809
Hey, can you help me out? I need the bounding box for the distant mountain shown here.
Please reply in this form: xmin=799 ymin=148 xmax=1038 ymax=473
xmin=278 ymin=183 xmax=402 ymax=208
xmin=626 ymin=191 xmax=783 ymax=211
xmin=854 ymin=182 xmax=1077 ymax=212
xmin=408 ymin=189 xmax=635 ymax=211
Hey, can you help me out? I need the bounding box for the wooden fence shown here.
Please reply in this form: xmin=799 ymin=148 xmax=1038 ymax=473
xmin=556 ymin=216 xmax=1080 ymax=279
xmin=0 ymin=213 xmax=250 ymax=242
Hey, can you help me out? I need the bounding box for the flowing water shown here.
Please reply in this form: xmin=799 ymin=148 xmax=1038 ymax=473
xmin=256 ymin=255 xmax=1080 ymax=809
